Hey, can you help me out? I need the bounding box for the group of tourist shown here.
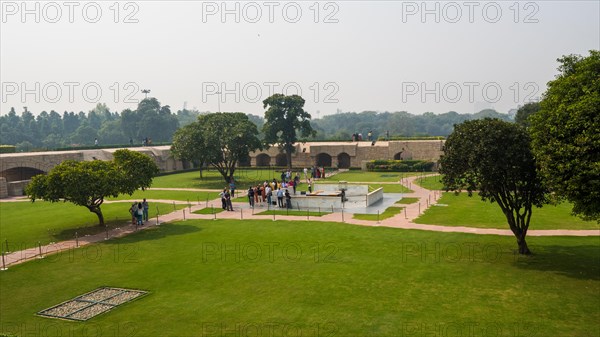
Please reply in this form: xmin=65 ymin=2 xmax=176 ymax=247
xmin=129 ymin=199 xmax=149 ymax=226
xmin=219 ymin=188 xmax=234 ymax=211
xmin=351 ymin=130 xmax=375 ymax=142
xmin=247 ymin=179 xmax=292 ymax=209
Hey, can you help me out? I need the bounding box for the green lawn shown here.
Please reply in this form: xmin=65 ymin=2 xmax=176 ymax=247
xmin=255 ymin=209 xmax=329 ymax=217
xmin=0 ymin=220 xmax=598 ymax=337
xmin=353 ymin=206 xmax=404 ymax=221
xmin=0 ymin=201 xmax=186 ymax=250
xmin=365 ymin=183 xmax=412 ymax=193
xmin=396 ymin=197 xmax=420 ymax=204
xmin=152 ymin=169 xmax=306 ymax=189
xmin=107 ymin=189 xmax=220 ymax=203
xmin=326 ymin=171 xmax=422 ymax=182
xmin=415 ymin=193 xmax=599 ymax=230
xmin=193 ymin=207 xmax=226 ymax=215
xmin=415 ymin=175 xmax=445 ymax=190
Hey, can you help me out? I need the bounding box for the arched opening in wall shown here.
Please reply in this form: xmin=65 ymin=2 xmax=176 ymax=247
xmin=0 ymin=167 xmax=46 ymax=182
xmin=275 ymin=153 xmax=287 ymax=167
xmin=315 ymin=153 xmax=332 ymax=167
xmin=238 ymin=155 xmax=251 ymax=167
xmin=337 ymin=152 xmax=351 ymax=168
xmin=393 ymin=152 xmax=403 ymax=160
xmin=256 ymin=154 xmax=271 ymax=167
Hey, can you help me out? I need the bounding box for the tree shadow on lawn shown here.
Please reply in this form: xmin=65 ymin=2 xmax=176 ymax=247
xmin=52 ymin=219 xmax=127 ymax=242
xmin=53 ymin=221 xmax=202 ymax=245
xmin=513 ymin=244 xmax=600 ymax=281
xmin=107 ymin=222 xmax=202 ymax=244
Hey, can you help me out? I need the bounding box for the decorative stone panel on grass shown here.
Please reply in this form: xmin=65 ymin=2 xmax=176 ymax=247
xmin=37 ymin=287 xmax=148 ymax=321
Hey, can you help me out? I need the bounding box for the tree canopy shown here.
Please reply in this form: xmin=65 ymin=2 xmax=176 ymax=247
xmin=262 ymin=94 xmax=315 ymax=168
xmin=531 ymin=50 xmax=600 ymax=221
xmin=171 ymin=112 xmax=262 ymax=183
xmin=440 ymin=118 xmax=548 ymax=254
xmin=530 ymin=50 xmax=600 ymax=221
xmin=25 ymin=149 xmax=159 ymax=226
xmin=514 ymin=102 xmax=540 ymax=128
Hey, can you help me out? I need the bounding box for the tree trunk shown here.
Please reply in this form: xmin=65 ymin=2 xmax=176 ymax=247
xmin=89 ymin=207 xmax=105 ymax=226
xmin=286 ymin=144 xmax=293 ymax=169
xmin=517 ymin=236 xmax=531 ymax=255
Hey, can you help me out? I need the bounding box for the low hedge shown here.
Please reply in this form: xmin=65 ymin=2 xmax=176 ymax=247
xmin=366 ymin=160 xmax=434 ymax=172
xmin=0 ymin=145 xmax=16 ymax=153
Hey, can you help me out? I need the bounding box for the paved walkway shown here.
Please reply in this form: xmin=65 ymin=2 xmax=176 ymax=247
xmin=2 ymin=174 xmax=598 ymax=269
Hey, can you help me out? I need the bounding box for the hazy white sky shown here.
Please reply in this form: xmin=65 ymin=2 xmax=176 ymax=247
xmin=1 ymin=1 xmax=598 ymax=117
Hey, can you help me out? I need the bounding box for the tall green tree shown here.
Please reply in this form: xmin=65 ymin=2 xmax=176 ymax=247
xmin=514 ymin=102 xmax=540 ymax=128
xmin=25 ymin=149 xmax=159 ymax=226
xmin=171 ymin=122 xmax=207 ymax=178
xmin=530 ymin=50 xmax=600 ymax=221
xmin=262 ymin=94 xmax=315 ymax=168
xmin=171 ymin=112 xmax=262 ymax=183
xmin=440 ymin=119 xmax=548 ymax=254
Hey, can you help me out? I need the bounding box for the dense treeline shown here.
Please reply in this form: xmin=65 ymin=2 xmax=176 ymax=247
xmin=1 ymin=98 xmax=512 ymax=151
xmin=309 ymin=109 xmax=511 ymax=141
xmin=0 ymin=98 xmax=200 ymax=151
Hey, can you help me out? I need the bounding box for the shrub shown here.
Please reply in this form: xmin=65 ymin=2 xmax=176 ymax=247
xmin=0 ymin=145 xmax=16 ymax=153
xmin=366 ymin=160 xmax=434 ymax=172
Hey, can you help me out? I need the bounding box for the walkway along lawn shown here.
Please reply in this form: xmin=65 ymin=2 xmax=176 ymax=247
xmin=0 ymin=219 xmax=598 ymax=337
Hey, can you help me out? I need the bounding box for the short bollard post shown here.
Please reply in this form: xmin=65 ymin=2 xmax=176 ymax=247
xmin=183 ymin=209 xmax=186 ymax=220
xmin=172 ymin=201 xmax=176 ymax=211
xmin=377 ymin=210 xmax=380 ymax=224
xmin=188 ymin=201 xmax=191 ymax=212
xmin=1 ymin=251 xmax=6 ymax=270
xmin=197 ymin=196 xmax=200 ymax=205
xmin=4 ymin=239 xmax=9 ymax=253
xmin=404 ymin=207 xmax=407 ymax=219
xmin=38 ymin=241 xmax=43 ymax=259
xmin=419 ymin=203 xmax=421 ymax=214
xmin=156 ymin=213 xmax=160 ymax=225
xmin=306 ymin=208 xmax=310 ymax=220
xmin=240 ymin=208 xmax=243 ymax=220
xmin=428 ymin=195 xmax=431 ymax=204
xmin=75 ymin=232 xmax=79 ymax=248
xmin=331 ymin=205 xmax=334 ymax=213
xmin=206 ymin=196 xmax=209 ymax=207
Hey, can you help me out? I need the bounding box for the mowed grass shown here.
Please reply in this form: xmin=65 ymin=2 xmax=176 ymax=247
xmin=396 ymin=197 xmax=419 ymax=204
xmin=353 ymin=206 xmax=404 ymax=221
xmin=107 ymin=189 xmax=219 ymax=202
xmin=256 ymin=209 xmax=329 ymax=217
xmin=416 ymin=193 xmax=599 ymax=230
xmin=0 ymin=201 xmax=186 ymax=250
xmin=193 ymin=207 xmax=225 ymax=215
xmin=0 ymin=219 xmax=598 ymax=337
xmin=152 ymin=169 xmax=304 ymax=189
xmin=326 ymin=171 xmax=422 ymax=182
xmin=415 ymin=174 xmax=445 ymax=190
